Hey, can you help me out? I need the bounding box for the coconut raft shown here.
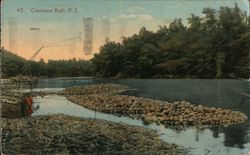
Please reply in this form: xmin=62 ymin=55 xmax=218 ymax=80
xmin=65 ymin=84 xmax=248 ymax=127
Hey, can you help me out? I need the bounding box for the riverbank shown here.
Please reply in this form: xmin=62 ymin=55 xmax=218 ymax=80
xmin=2 ymin=115 xmax=186 ymax=155
xmin=65 ymin=84 xmax=248 ymax=127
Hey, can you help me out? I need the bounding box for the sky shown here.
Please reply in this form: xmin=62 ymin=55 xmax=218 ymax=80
xmin=1 ymin=0 xmax=249 ymax=61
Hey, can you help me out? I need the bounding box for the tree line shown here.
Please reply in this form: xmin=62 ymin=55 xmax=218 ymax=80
xmin=92 ymin=5 xmax=250 ymax=79
xmin=1 ymin=49 xmax=93 ymax=78
xmin=1 ymin=5 xmax=249 ymax=79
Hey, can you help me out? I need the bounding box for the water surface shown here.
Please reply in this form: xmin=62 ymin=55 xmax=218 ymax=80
xmin=33 ymin=95 xmax=250 ymax=155
xmin=33 ymin=78 xmax=250 ymax=155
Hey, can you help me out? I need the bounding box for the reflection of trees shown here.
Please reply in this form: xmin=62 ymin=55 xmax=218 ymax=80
xmin=211 ymin=126 xmax=220 ymax=138
xmin=223 ymin=124 xmax=248 ymax=149
xmin=210 ymin=123 xmax=249 ymax=149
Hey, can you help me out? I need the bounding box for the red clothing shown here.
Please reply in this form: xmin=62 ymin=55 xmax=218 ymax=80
xmin=27 ymin=108 xmax=33 ymax=116
xmin=25 ymin=97 xmax=32 ymax=106
xmin=25 ymin=97 xmax=33 ymax=116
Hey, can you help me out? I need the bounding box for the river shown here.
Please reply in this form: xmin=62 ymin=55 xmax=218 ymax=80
xmin=32 ymin=77 xmax=250 ymax=155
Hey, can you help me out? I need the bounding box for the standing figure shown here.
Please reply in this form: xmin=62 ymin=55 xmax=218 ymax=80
xmin=24 ymin=93 xmax=33 ymax=117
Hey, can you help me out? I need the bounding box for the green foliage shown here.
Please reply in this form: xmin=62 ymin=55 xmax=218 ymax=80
xmin=92 ymin=4 xmax=250 ymax=78
xmin=1 ymin=49 xmax=26 ymax=77
xmin=1 ymin=48 xmax=93 ymax=78
xmin=46 ymin=58 xmax=93 ymax=77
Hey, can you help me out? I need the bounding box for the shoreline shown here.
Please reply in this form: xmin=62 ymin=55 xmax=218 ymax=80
xmin=1 ymin=84 xmax=187 ymax=154
xmin=2 ymin=83 xmax=248 ymax=154
xmin=2 ymin=77 xmax=249 ymax=81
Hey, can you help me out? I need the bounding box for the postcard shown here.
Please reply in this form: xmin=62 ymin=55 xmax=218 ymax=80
xmin=1 ymin=0 xmax=250 ymax=155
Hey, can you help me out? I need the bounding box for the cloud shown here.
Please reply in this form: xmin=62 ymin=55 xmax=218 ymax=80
xmin=101 ymin=16 xmax=109 ymax=19
xmin=98 ymin=13 xmax=153 ymax=24
xmin=118 ymin=14 xmax=153 ymax=21
xmin=110 ymin=18 xmax=117 ymax=22
xmin=119 ymin=14 xmax=136 ymax=20
xmin=126 ymin=6 xmax=145 ymax=14
xmin=97 ymin=6 xmax=153 ymax=22
xmin=137 ymin=14 xmax=153 ymax=20
xmin=95 ymin=16 xmax=117 ymax=22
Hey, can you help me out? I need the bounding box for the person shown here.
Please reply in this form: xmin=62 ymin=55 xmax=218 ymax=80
xmin=24 ymin=93 xmax=33 ymax=117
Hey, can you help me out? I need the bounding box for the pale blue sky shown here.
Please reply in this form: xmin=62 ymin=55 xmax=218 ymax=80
xmin=2 ymin=0 xmax=249 ymax=21
xmin=1 ymin=0 xmax=249 ymax=60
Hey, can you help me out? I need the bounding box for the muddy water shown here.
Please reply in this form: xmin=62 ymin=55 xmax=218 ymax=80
xmin=33 ymin=94 xmax=250 ymax=155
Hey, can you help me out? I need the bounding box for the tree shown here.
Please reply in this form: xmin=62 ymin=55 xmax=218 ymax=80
xmin=1 ymin=49 xmax=94 ymax=78
xmin=92 ymin=5 xmax=249 ymax=79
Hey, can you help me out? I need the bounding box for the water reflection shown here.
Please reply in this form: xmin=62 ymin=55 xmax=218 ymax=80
xmin=211 ymin=126 xmax=221 ymax=139
xmin=34 ymin=78 xmax=250 ymax=154
xmin=33 ymin=95 xmax=250 ymax=155
xmin=196 ymin=124 xmax=250 ymax=150
xmin=223 ymin=124 xmax=248 ymax=149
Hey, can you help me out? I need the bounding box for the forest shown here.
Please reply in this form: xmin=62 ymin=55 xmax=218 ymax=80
xmin=1 ymin=5 xmax=250 ymax=79
xmin=1 ymin=49 xmax=93 ymax=78
xmin=92 ymin=5 xmax=250 ymax=78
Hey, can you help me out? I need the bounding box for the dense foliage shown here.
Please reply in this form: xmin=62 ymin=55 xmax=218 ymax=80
xmin=1 ymin=49 xmax=93 ymax=78
xmin=92 ymin=5 xmax=250 ymax=78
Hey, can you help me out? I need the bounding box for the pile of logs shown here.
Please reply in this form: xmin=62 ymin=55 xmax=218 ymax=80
xmin=1 ymin=92 xmax=24 ymax=118
xmin=2 ymin=115 xmax=186 ymax=155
